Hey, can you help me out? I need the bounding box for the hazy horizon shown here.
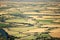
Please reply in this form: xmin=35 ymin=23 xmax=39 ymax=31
xmin=0 ymin=0 xmax=60 ymax=2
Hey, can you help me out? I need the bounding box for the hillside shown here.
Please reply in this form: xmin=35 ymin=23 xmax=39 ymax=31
xmin=0 ymin=2 xmax=60 ymax=40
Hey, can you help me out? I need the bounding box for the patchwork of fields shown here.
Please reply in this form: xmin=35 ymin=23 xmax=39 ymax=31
xmin=0 ymin=2 xmax=60 ymax=40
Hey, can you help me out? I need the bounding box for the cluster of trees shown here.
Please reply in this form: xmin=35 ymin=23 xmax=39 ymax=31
xmin=0 ymin=15 xmax=5 ymax=22
xmin=34 ymin=32 xmax=60 ymax=40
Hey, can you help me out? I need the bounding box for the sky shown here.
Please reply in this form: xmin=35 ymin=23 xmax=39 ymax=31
xmin=0 ymin=0 xmax=60 ymax=2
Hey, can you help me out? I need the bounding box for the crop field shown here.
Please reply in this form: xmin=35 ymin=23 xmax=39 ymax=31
xmin=0 ymin=2 xmax=60 ymax=40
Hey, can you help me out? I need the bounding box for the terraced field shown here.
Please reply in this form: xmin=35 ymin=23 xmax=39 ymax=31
xmin=0 ymin=2 xmax=60 ymax=40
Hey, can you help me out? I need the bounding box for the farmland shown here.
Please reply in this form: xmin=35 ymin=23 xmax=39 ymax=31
xmin=0 ymin=2 xmax=60 ymax=40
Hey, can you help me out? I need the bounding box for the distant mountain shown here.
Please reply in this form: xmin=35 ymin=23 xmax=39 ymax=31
xmin=0 ymin=0 xmax=60 ymax=2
